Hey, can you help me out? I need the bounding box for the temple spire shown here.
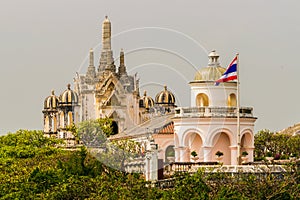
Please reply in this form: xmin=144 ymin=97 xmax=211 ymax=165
xmin=86 ymin=48 xmax=96 ymax=79
xmin=89 ymin=48 xmax=94 ymax=67
xmin=98 ymin=16 xmax=115 ymax=73
xmin=118 ymin=48 xmax=127 ymax=76
xmin=102 ymin=15 xmax=111 ymax=51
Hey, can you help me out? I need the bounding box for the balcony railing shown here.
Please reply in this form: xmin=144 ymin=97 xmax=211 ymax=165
xmin=174 ymin=106 xmax=254 ymax=118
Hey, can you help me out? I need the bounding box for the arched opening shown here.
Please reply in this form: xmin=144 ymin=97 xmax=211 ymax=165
xmin=53 ymin=116 xmax=57 ymax=132
xmin=227 ymin=93 xmax=237 ymax=107
xmin=111 ymin=120 xmax=119 ymax=135
xmin=212 ymin=132 xmax=231 ymax=165
xmin=60 ymin=112 xmax=65 ymax=128
xmin=68 ymin=111 xmax=73 ymax=125
xmin=241 ymin=133 xmax=252 ymax=153
xmin=165 ymin=145 xmax=175 ymax=162
xmin=44 ymin=116 xmax=50 ymax=132
xmin=188 ymin=133 xmax=203 ymax=161
xmin=196 ymin=93 xmax=209 ymax=107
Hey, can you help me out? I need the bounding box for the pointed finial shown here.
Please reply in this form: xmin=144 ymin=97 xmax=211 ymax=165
xmin=90 ymin=48 xmax=93 ymax=52
xmin=51 ymin=90 xmax=55 ymax=95
xmin=144 ymin=90 xmax=147 ymax=96
xmin=67 ymin=84 xmax=71 ymax=89
xmin=164 ymin=85 xmax=167 ymax=91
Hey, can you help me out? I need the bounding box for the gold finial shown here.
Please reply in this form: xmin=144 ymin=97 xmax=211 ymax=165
xmin=67 ymin=84 xmax=71 ymax=89
xmin=51 ymin=90 xmax=55 ymax=95
xmin=144 ymin=90 xmax=147 ymax=96
xmin=164 ymin=85 xmax=167 ymax=91
xmin=105 ymin=15 xmax=108 ymax=19
xmin=90 ymin=48 xmax=93 ymax=52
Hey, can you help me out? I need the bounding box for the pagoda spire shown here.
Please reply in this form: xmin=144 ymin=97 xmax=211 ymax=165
xmin=118 ymin=48 xmax=127 ymax=76
xmin=89 ymin=48 xmax=94 ymax=67
xmin=86 ymin=48 xmax=96 ymax=79
xmin=102 ymin=15 xmax=111 ymax=51
xmin=98 ymin=16 xmax=115 ymax=73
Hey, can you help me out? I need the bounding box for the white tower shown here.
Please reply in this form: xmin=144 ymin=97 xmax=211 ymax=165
xmin=173 ymin=50 xmax=256 ymax=165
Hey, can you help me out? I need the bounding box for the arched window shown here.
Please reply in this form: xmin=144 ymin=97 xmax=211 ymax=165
xmin=227 ymin=93 xmax=237 ymax=107
xmin=165 ymin=145 xmax=175 ymax=162
xmin=60 ymin=112 xmax=65 ymax=128
xmin=196 ymin=93 xmax=209 ymax=107
xmin=44 ymin=116 xmax=50 ymax=132
xmin=68 ymin=111 xmax=73 ymax=125
xmin=111 ymin=121 xmax=119 ymax=135
xmin=53 ymin=116 xmax=57 ymax=132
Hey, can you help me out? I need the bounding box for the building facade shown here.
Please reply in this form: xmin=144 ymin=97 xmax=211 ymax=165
xmin=42 ymin=16 xmax=256 ymax=165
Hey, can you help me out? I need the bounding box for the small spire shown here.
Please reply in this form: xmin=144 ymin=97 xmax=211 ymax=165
xmin=67 ymin=84 xmax=71 ymax=90
xmin=51 ymin=90 xmax=55 ymax=95
xmin=144 ymin=90 xmax=147 ymax=96
xmin=118 ymin=48 xmax=127 ymax=76
xmin=120 ymin=48 xmax=125 ymax=66
xmin=89 ymin=48 xmax=94 ymax=67
xmin=164 ymin=85 xmax=167 ymax=91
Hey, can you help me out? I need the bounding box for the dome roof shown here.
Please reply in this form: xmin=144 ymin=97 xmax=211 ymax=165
xmin=194 ymin=50 xmax=226 ymax=81
xmin=194 ymin=66 xmax=226 ymax=81
xmin=155 ymin=86 xmax=175 ymax=105
xmin=139 ymin=91 xmax=154 ymax=109
xmin=60 ymin=84 xmax=78 ymax=106
xmin=44 ymin=90 xmax=59 ymax=110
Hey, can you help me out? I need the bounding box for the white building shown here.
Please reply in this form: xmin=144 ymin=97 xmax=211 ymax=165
xmin=42 ymin=16 xmax=256 ymax=165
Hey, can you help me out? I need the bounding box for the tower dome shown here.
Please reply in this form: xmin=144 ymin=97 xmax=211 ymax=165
xmin=155 ymin=86 xmax=175 ymax=105
xmin=44 ymin=90 xmax=59 ymax=110
xmin=139 ymin=91 xmax=154 ymax=109
xmin=194 ymin=50 xmax=226 ymax=81
xmin=59 ymin=84 xmax=78 ymax=106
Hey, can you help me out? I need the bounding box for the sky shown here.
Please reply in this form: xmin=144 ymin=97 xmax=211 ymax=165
xmin=0 ymin=0 xmax=300 ymax=135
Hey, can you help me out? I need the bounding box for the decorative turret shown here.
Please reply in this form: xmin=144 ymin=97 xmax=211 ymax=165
xmin=139 ymin=91 xmax=154 ymax=110
xmin=42 ymin=90 xmax=59 ymax=135
xmin=118 ymin=49 xmax=127 ymax=76
xmin=194 ymin=50 xmax=226 ymax=82
xmin=59 ymin=84 xmax=79 ymax=107
xmin=155 ymin=85 xmax=175 ymax=107
xmin=86 ymin=48 xmax=96 ymax=79
xmin=44 ymin=90 xmax=59 ymax=110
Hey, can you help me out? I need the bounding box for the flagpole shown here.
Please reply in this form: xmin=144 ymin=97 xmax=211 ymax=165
xmin=236 ymin=53 xmax=241 ymax=165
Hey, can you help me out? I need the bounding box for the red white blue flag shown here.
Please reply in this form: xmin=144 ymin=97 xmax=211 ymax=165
xmin=215 ymin=56 xmax=238 ymax=86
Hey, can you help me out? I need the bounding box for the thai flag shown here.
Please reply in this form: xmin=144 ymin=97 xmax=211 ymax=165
xmin=215 ymin=56 xmax=238 ymax=86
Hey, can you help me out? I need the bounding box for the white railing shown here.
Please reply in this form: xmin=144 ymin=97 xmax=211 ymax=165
xmin=174 ymin=106 xmax=253 ymax=118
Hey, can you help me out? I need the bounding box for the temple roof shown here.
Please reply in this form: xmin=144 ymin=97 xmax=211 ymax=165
xmin=110 ymin=114 xmax=174 ymax=140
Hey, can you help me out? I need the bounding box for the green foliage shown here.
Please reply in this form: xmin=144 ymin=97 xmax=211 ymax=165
xmin=255 ymin=129 xmax=300 ymax=159
xmin=215 ymin=151 xmax=224 ymax=157
xmin=242 ymin=151 xmax=249 ymax=156
xmin=191 ymin=150 xmax=198 ymax=157
xmin=1 ymin=129 xmax=300 ymax=199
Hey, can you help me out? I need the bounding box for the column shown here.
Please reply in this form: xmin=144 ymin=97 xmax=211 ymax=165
xmin=229 ymin=145 xmax=238 ymax=165
xmin=203 ymin=146 xmax=213 ymax=162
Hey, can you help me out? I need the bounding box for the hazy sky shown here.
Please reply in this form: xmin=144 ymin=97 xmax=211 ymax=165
xmin=1 ymin=0 xmax=300 ymax=135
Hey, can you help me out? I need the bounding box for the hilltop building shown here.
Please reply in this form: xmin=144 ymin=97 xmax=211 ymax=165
xmin=42 ymin=16 xmax=256 ymax=165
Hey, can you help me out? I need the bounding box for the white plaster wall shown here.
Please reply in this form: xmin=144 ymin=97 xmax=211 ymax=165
xmin=190 ymin=82 xmax=237 ymax=107
xmin=173 ymin=117 xmax=255 ymax=165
